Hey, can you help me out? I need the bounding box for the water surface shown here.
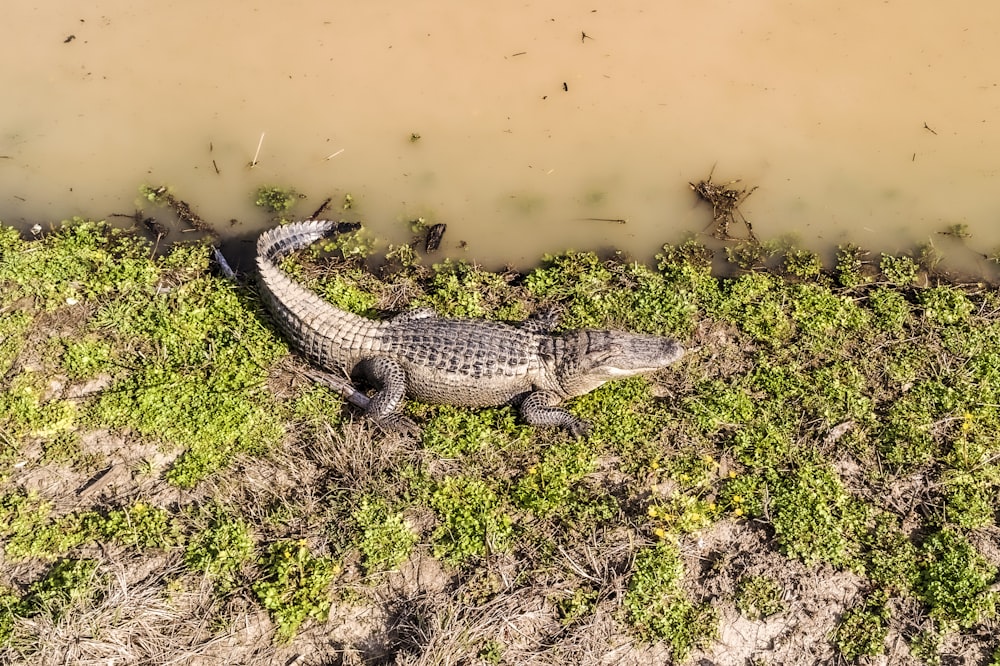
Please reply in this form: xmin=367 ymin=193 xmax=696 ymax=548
xmin=2 ymin=1 xmax=999 ymax=273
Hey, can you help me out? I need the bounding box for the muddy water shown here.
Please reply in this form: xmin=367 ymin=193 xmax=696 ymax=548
xmin=2 ymin=1 xmax=999 ymax=273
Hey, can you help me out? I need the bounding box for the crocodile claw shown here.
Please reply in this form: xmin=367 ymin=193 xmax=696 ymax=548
xmin=375 ymin=414 xmax=423 ymax=439
xmin=566 ymin=419 xmax=592 ymax=438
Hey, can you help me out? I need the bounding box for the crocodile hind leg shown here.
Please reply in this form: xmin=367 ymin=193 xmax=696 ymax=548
xmin=519 ymin=390 xmax=591 ymax=437
xmin=358 ymin=357 xmax=422 ymax=436
xmin=304 ymin=366 xmax=419 ymax=436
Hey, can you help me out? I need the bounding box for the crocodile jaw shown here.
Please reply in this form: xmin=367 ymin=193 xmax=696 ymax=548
xmin=555 ymin=330 xmax=684 ymax=397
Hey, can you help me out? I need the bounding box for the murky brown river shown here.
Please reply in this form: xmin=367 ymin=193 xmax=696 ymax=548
xmin=2 ymin=1 xmax=999 ymax=273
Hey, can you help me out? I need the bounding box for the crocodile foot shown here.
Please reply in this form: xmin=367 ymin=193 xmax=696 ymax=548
xmin=520 ymin=390 xmax=592 ymax=438
xmin=373 ymin=413 xmax=422 ymax=439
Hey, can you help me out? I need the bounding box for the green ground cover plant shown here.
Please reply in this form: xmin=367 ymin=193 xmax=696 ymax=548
xmin=734 ymin=575 xmax=785 ymax=620
xmin=252 ymin=540 xmax=339 ymax=642
xmin=834 ymin=590 xmax=891 ymax=661
xmin=1 ymin=215 xmax=998 ymax=664
xmin=624 ymin=541 xmax=719 ymax=661
xmin=352 ymin=497 xmax=418 ymax=575
xmin=183 ymin=504 xmax=256 ymax=594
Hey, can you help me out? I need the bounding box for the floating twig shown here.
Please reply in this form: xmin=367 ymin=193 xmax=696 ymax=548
xmin=250 ymin=131 xmax=265 ymax=168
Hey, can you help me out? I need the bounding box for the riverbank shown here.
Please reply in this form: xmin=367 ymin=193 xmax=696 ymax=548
xmin=0 ymin=218 xmax=997 ymax=664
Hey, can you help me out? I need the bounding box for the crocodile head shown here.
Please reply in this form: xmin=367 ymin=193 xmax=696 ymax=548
xmin=554 ymin=330 xmax=685 ymax=397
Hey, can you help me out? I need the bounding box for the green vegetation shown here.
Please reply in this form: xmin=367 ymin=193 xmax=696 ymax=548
xmin=89 ymin=277 xmax=286 ymax=488
xmin=914 ymin=529 xmax=997 ymax=629
xmin=0 ymin=372 xmax=77 ymax=444
xmin=0 ymin=310 xmax=31 ymax=374
xmin=417 ymin=259 xmax=529 ymax=320
xmin=353 ymin=497 xmax=417 ymax=574
xmin=767 ymin=461 xmax=868 ymax=568
xmin=624 ymin=541 xmax=718 ymax=661
xmin=513 ymin=438 xmax=605 ymax=520
xmin=782 ymin=247 xmax=822 ymax=278
xmin=183 ymin=505 xmax=255 ymax=594
xmin=255 ymin=186 xmax=299 ymax=213
xmin=427 ymin=475 xmax=514 ymax=563
xmin=0 ymin=490 xmax=95 ymax=560
xmin=2 ymin=217 xmax=1000 ymax=661
xmin=0 ymin=558 xmax=100 ymax=646
xmin=734 ymin=575 xmax=785 ymax=620
xmin=60 ymin=337 xmax=113 ymax=380
xmin=96 ymin=501 xmax=179 ymax=550
xmin=879 ymin=253 xmax=919 ymax=285
xmin=421 ymin=405 xmax=530 ymax=458
xmin=0 ymin=219 xmax=157 ymax=309
xmin=861 ymin=513 xmax=919 ymax=592
xmin=252 ymin=540 xmax=339 ymax=642
xmin=834 ymin=590 xmax=890 ymax=661
xmin=555 ymin=585 xmax=599 ymax=625
xmin=526 ymin=251 xmax=695 ymax=335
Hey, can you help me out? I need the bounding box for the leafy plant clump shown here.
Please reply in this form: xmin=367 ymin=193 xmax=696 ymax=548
xmin=353 ymin=497 xmax=417 ymax=575
xmin=766 ymin=461 xmax=868 ymax=568
xmin=252 ymin=540 xmax=339 ymax=642
xmin=89 ymin=278 xmax=286 ymax=487
xmin=255 ymin=186 xmax=300 ymax=213
xmin=624 ymin=541 xmax=718 ymax=661
xmin=914 ymin=529 xmax=998 ymax=628
xmin=183 ymin=506 xmax=255 ymax=594
xmin=427 ymin=476 xmax=514 ymax=564
xmin=834 ymin=591 xmax=890 ymax=661
xmin=0 ymin=219 xmax=157 ymax=309
xmin=734 ymin=575 xmax=785 ymax=620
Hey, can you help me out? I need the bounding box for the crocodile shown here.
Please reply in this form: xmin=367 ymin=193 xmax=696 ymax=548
xmin=257 ymin=220 xmax=685 ymax=435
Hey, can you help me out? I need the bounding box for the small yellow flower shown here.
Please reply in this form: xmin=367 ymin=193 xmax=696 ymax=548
xmin=733 ymin=507 xmax=744 ymax=517
xmin=647 ymin=505 xmax=658 ymax=518
xmin=728 ymin=470 xmax=737 ymax=478
xmin=527 ymin=466 xmax=537 ymax=475
xmin=653 ymin=527 xmax=666 ymax=539
xmin=732 ymin=495 xmax=744 ymax=504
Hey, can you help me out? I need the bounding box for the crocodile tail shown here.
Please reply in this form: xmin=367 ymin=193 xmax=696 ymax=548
xmin=256 ymin=219 xmax=342 ymax=263
xmin=256 ymin=220 xmax=380 ymax=371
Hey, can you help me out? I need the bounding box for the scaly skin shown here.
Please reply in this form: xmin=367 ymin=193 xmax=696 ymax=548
xmin=257 ymin=220 xmax=685 ymax=435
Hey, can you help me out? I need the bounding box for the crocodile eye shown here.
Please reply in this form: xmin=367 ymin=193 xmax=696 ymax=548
xmin=593 ymin=346 xmax=624 ymax=365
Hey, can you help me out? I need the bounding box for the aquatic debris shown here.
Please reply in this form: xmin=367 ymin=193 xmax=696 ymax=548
xmin=689 ymin=166 xmax=758 ymax=242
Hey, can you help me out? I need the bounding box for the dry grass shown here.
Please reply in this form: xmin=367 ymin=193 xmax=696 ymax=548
xmin=1 ymin=557 xmax=216 ymax=666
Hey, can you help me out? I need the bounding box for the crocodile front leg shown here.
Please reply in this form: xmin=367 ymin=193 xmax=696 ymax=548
xmin=358 ymin=357 xmax=421 ymax=436
xmin=519 ymin=390 xmax=590 ymax=437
